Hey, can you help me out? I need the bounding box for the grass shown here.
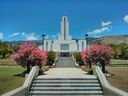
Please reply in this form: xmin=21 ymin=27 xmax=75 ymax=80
xmin=106 ymin=67 xmax=128 ymax=92
xmin=111 ymin=59 xmax=128 ymax=64
xmin=0 ymin=66 xmax=25 ymax=95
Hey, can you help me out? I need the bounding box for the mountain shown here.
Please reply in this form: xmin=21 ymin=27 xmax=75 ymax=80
xmin=90 ymin=35 xmax=128 ymax=45
xmin=8 ymin=40 xmax=42 ymax=46
xmin=7 ymin=35 xmax=128 ymax=46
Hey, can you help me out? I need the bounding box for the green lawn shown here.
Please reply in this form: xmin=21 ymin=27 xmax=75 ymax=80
xmin=0 ymin=66 xmax=25 ymax=95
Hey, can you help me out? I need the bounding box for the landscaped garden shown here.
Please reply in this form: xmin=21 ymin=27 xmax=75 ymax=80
xmin=0 ymin=41 xmax=128 ymax=94
xmin=73 ymin=44 xmax=128 ymax=92
xmin=0 ymin=43 xmax=57 ymax=95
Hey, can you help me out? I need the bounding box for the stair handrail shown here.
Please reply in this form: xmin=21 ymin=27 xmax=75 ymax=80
xmin=2 ymin=66 xmax=39 ymax=96
xmin=93 ymin=66 xmax=128 ymax=96
xmin=72 ymin=54 xmax=79 ymax=67
xmin=53 ymin=55 xmax=59 ymax=67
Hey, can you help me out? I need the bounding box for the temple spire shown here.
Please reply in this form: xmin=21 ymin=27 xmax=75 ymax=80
xmin=58 ymin=16 xmax=72 ymax=40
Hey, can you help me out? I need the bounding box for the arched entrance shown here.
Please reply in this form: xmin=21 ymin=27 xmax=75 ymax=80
xmin=60 ymin=52 xmax=70 ymax=57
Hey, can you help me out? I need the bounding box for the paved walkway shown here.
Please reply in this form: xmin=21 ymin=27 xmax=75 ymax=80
xmin=38 ymin=57 xmax=95 ymax=78
xmin=38 ymin=68 xmax=95 ymax=78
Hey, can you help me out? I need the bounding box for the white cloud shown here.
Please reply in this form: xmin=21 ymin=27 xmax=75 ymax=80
xmin=101 ymin=21 xmax=112 ymax=27
xmin=0 ymin=32 xmax=4 ymax=39
xmin=45 ymin=35 xmax=49 ymax=39
xmin=26 ymin=33 xmax=37 ymax=40
xmin=87 ymin=20 xmax=112 ymax=37
xmin=21 ymin=32 xmax=26 ymax=36
xmin=100 ymin=27 xmax=109 ymax=32
xmin=87 ymin=26 xmax=110 ymax=35
xmin=9 ymin=32 xmax=20 ymax=37
xmin=124 ymin=15 xmax=128 ymax=24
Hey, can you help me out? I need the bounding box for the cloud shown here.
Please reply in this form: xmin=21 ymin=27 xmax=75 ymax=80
xmin=45 ymin=35 xmax=49 ymax=39
xmin=0 ymin=32 xmax=4 ymax=39
xmin=9 ymin=32 xmax=20 ymax=37
xmin=101 ymin=21 xmax=112 ymax=27
xmin=87 ymin=26 xmax=110 ymax=35
xmin=87 ymin=20 xmax=112 ymax=37
xmin=26 ymin=33 xmax=37 ymax=40
xmin=124 ymin=15 xmax=128 ymax=24
xmin=21 ymin=32 xmax=26 ymax=36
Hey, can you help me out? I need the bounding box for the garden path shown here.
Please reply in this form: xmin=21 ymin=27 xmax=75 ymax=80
xmin=39 ymin=56 xmax=90 ymax=78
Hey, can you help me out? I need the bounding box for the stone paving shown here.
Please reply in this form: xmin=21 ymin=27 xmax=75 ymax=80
xmin=38 ymin=68 xmax=95 ymax=78
xmin=38 ymin=57 xmax=95 ymax=78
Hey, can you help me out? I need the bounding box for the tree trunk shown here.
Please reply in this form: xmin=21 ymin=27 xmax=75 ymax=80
xmin=26 ymin=63 xmax=30 ymax=73
xmin=89 ymin=63 xmax=92 ymax=68
xmin=2 ymin=53 xmax=5 ymax=59
xmin=101 ymin=63 xmax=106 ymax=73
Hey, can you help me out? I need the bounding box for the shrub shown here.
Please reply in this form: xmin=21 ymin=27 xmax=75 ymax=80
xmin=13 ymin=44 xmax=47 ymax=73
xmin=81 ymin=45 xmax=114 ymax=73
xmin=107 ymin=43 xmax=128 ymax=60
xmin=46 ymin=51 xmax=57 ymax=66
xmin=0 ymin=42 xmax=10 ymax=59
xmin=73 ymin=52 xmax=84 ymax=66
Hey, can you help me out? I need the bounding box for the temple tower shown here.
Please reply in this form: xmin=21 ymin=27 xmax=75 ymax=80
xmin=58 ymin=16 xmax=72 ymax=40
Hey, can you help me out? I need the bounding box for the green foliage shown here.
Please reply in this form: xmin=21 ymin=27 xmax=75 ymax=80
xmin=0 ymin=42 xmax=10 ymax=59
xmin=46 ymin=51 xmax=57 ymax=66
xmin=73 ymin=52 xmax=84 ymax=66
xmin=0 ymin=42 xmax=19 ymax=59
xmin=107 ymin=43 xmax=128 ymax=60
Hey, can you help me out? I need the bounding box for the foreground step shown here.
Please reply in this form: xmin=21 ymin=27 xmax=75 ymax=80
xmin=33 ymin=79 xmax=98 ymax=83
xmin=30 ymin=77 xmax=103 ymax=96
xmin=32 ymin=83 xmax=100 ymax=87
xmin=30 ymin=90 xmax=103 ymax=95
xmin=35 ymin=77 xmax=97 ymax=80
xmin=31 ymin=86 xmax=102 ymax=91
xmin=29 ymin=94 xmax=104 ymax=96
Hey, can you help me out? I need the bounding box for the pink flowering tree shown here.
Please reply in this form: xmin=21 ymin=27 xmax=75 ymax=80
xmin=81 ymin=45 xmax=114 ymax=73
xmin=13 ymin=44 xmax=47 ymax=74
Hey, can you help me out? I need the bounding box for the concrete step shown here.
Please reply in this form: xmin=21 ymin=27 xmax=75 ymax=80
xmin=29 ymin=94 xmax=104 ymax=96
xmin=31 ymin=86 xmax=102 ymax=91
xmin=33 ymin=80 xmax=98 ymax=83
xmin=29 ymin=90 xmax=103 ymax=95
xmin=32 ymin=83 xmax=100 ymax=87
xmin=35 ymin=77 xmax=97 ymax=80
xmin=30 ymin=76 xmax=103 ymax=96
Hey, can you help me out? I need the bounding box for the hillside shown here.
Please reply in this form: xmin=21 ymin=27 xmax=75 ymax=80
xmin=6 ymin=35 xmax=128 ymax=46
xmin=90 ymin=35 xmax=128 ymax=45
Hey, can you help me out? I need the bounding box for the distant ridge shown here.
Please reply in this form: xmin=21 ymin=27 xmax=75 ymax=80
xmin=6 ymin=35 xmax=128 ymax=46
xmin=90 ymin=35 xmax=128 ymax=45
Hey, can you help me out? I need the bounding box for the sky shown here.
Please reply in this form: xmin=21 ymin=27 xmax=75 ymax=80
xmin=0 ymin=0 xmax=128 ymax=41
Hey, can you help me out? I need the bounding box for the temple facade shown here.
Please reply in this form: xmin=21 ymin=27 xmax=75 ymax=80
xmin=39 ymin=16 xmax=87 ymax=53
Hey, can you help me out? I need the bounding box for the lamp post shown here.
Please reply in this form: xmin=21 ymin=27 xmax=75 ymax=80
xmin=85 ymin=34 xmax=88 ymax=48
xmin=42 ymin=34 xmax=45 ymax=50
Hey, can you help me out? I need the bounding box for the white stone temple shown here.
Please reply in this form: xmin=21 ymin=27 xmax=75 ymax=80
xmin=39 ymin=16 xmax=87 ymax=54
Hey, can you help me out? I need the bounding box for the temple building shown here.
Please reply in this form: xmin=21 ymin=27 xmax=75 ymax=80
xmin=39 ymin=16 xmax=87 ymax=54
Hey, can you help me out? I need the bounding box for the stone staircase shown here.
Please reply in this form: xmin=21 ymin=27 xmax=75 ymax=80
xmin=29 ymin=76 xmax=103 ymax=96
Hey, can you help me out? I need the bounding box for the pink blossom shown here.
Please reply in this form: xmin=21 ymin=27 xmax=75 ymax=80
xmin=12 ymin=44 xmax=47 ymax=67
xmin=81 ymin=45 xmax=114 ymax=65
